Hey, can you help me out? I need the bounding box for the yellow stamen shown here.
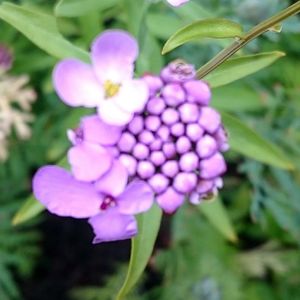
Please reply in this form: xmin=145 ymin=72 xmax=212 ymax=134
xmin=104 ymin=80 xmax=120 ymax=98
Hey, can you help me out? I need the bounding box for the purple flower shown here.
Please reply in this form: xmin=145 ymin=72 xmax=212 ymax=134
xmin=113 ymin=61 xmax=228 ymax=214
xmin=33 ymin=160 xmax=154 ymax=243
xmin=166 ymin=0 xmax=190 ymax=7
xmin=53 ymin=30 xmax=149 ymax=126
xmin=67 ymin=115 xmax=123 ymax=182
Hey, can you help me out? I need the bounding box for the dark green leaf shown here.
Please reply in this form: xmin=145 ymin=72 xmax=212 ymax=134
xmin=222 ymin=112 xmax=294 ymax=170
xmin=211 ymin=83 xmax=263 ymax=112
xmin=116 ymin=204 xmax=162 ymax=300
xmin=55 ymin=0 xmax=119 ymax=17
xmin=0 ymin=2 xmax=89 ymax=61
xmin=199 ymin=197 xmax=238 ymax=243
xmin=162 ymin=18 xmax=243 ymax=54
xmin=147 ymin=13 xmax=184 ymax=40
xmin=205 ymin=51 xmax=285 ymax=87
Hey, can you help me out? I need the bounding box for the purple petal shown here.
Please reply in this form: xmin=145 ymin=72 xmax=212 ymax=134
xmin=156 ymin=187 xmax=185 ymax=214
xmin=91 ymin=30 xmax=138 ymax=83
xmin=53 ymin=59 xmax=104 ymax=107
xmin=95 ymin=160 xmax=128 ymax=197
xmin=113 ymin=79 xmax=149 ymax=113
xmin=97 ymin=100 xmax=133 ymax=126
xmin=68 ymin=143 xmax=112 ymax=182
xmin=117 ymin=180 xmax=154 ymax=215
xmin=81 ymin=115 xmax=123 ymax=146
xmin=88 ymin=209 xmax=137 ymax=243
xmin=33 ymin=166 xmax=102 ymax=218
xmin=167 ymin=0 xmax=189 ymax=6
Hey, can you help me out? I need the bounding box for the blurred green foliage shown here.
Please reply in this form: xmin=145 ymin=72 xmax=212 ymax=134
xmin=1 ymin=0 xmax=300 ymax=299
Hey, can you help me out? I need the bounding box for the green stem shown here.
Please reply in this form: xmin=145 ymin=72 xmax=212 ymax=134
xmin=196 ymin=1 xmax=300 ymax=79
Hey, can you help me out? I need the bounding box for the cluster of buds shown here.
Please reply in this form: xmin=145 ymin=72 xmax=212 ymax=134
xmin=33 ymin=30 xmax=228 ymax=243
xmin=112 ymin=61 xmax=228 ymax=213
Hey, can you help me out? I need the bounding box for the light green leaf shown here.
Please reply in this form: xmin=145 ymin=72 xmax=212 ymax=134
xmin=147 ymin=13 xmax=184 ymax=40
xmin=12 ymin=157 xmax=68 ymax=226
xmin=222 ymin=112 xmax=294 ymax=170
xmin=55 ymin=0 xmax=119 ymax=17
xmin=0 ymin=2 xmax=89 ymax=61
xmin=116 ymin=204 xmax=162 ymax=300
xmin=162 ymin=18 xmax=243 ymax=54
xmin=12 ymin=196 xmax=44 ymax=226
xmin=174 ymin=1 xmax=213 ymax=21
xmin=199 ymin=197 xmax=238 ymax=243
xmin=211 ymin=83 xmax=263 ymax=112
xmin=205 ymin=51 xmax=285 ymax=88
xmin=136 ymin=33 xmax=163 ymax=75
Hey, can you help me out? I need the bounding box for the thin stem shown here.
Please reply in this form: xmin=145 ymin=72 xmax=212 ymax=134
xmin=196 ymin=1 xmax=300 ymax=79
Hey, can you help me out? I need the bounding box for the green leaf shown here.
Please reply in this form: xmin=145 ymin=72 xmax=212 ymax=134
xmin=199 ymin=197 xmax=238 ymax=243
xmin=211 ymin=83 xmax=263 ymax=112
xmin=55 ymin=0 xmax=119 ymax=17
xmin=136 ymin=33 xmax=163 ymax=75
xmin=12 ymin=196 xmax=44 ymax=226
xmin=147 ymin=13 xmax=184 ymax=40
xmin=0 ymin=2 xmax=89 ymax=61
xmin=116 ymin=204 xmax=162 ymax=300
xmin=222 ymin=112 xmax=294 ymax=170
xmin=162 ymin=18 xmax=243 ymax=54
xmin=173 ymin=1 xmax=213 ymax=21
xmin=12 ymin=157 xmax=68 ymax=226
xmin=205 ymin=51 xmax=285 ymax=88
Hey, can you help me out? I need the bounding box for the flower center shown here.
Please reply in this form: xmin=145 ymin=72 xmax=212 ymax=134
xmin=74 ymin=127 xmax=84 ymax=143
xmin=104 ymin=80 xmax=120 ymax=98
xmin=100 ymin=196 xmax=116 ymax=211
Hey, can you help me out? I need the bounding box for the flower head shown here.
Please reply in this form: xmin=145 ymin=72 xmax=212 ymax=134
xmin=33 ymin=48 xmax=228 ymax=243
xmin=33 ymin=161 xmax=154 ymax=243
xmin=114 ymin=61 xmax=228 ymax=213
xmin=53 ymin=30 xmax=149 ymax=126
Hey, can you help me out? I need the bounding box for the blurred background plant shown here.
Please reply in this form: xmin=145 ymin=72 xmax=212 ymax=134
xmin=1 ymin=0 xmax=300 ymax=299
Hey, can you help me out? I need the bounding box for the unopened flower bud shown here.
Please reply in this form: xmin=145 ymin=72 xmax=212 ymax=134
xmin=137 ymin=161 xmax=155 ymax=179
xmin=196 ymin=134 xmax=217 ymax=158
xmin=133 ymin=143 xmax=149 ymax=160
xmin=147 ymin=97 xmax=166 ymax=115
xmin=162 ymin=83 xmax=185 ymax=107
xmin=184 ymin=80 xmax=211 ymax=105
xmin=149 ymin=174 xmax=170 ymax=194
xmin=179 ymin=103 xmax=199 ymax=123
xmin=173 ymin=172 xmax=197 ymax=193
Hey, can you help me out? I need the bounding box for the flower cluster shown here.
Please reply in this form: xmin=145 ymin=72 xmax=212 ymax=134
xmin=0 ymin=45 xmax=36 ymax=161
xmin=114 ymin=62 xmax=228 ymax=213
xmin=33 ymin=30 xmax=228 ymax=243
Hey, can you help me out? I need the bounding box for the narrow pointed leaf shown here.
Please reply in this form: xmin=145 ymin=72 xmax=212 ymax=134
xmin=12 ymin=196 xmax=45 ymax=226
xmin=116 ymin=204 xmax=162 ymax=300
xmin=0 ymin=2 xmax=89 ymax=61
xmin=204 ymin=51 xmax=285 ymax=87
xmin=222 ymin=112 xmax=294 ymax=170
xmin=199 ymin=197 xmax=238 ymax=243
xmin=162 ymin=18 xmax=243 ymax=54
xmin=211 ymin=83 xmax=263 ymax=112
xmin=55 ymin=0 xmax=119 ymax=17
